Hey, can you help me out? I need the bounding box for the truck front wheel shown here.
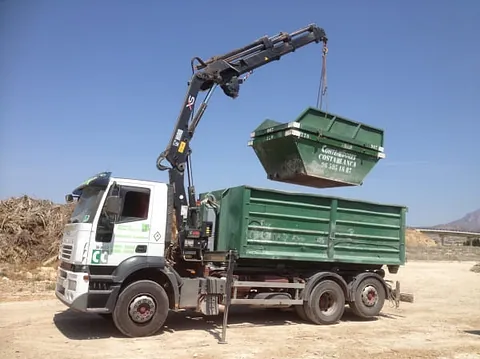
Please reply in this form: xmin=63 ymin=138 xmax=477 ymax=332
xmin=349 ymin=277 xmax=386 ymax=319
xmin=113 ymin=280 xmax=169 ymax=337
xmin=294 ymin=303 xmax=308 ymax=322
xmin=305 ymin=279 xmax=345 ymax=325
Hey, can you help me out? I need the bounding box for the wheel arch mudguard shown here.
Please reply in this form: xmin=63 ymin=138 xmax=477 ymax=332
xmin=347 ymin=272 xmax=388 ymax=302
xmin=112 ymin=256 xmax=183 ymax=308
xmin=303 ymin=271 xmax=349 ymax=302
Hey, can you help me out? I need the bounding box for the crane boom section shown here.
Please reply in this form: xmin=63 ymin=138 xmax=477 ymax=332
xmin=158 ymin=24 xmax=326 ymax=173
xmin=156 ymin=24 xmax=327 ymax=260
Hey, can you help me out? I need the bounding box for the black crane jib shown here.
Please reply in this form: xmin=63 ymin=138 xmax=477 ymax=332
xmin=156 ymin=23 xmax=327 ymax=257
xmin=158 ymin=23 xmax=327 ymax=172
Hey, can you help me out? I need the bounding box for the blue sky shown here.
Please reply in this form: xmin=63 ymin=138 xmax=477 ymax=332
xmin=1 ymin=0 xmax=479 ymax=227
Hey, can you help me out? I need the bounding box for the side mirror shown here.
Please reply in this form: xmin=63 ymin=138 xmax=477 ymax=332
xmin=65 ymin=194 xmax=74 ymax=203
xmin=105 ymin=196 xmax=122 ymax=216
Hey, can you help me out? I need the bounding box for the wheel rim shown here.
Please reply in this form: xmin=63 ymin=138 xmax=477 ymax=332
xmin=360 ymin=285 xmax=378 ymax=307
xmin=128 ymin=294 xmax=156 ymax=324
xmin=318 ymin=291 xmax=338 ymax=314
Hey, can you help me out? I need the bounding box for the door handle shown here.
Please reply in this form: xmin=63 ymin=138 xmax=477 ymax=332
xmin=135 ymin=245 xmax=147 ymax=253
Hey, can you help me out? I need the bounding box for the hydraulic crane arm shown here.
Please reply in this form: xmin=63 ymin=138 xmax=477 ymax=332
xmin=157 ymin=23 xmax=327 ymax=172
xmin=156 ymin=23 xmax=327 ymax=258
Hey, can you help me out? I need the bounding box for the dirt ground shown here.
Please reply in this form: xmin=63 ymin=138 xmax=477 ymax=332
xmin=0 ymin=261 xmax=480 ymax=359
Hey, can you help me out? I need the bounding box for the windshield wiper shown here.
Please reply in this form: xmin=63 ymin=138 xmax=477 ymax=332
xmin=69 ymin=219 xmax=80 ymax=224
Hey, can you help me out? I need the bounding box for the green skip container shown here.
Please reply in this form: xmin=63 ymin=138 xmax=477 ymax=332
xmin=200 ymin=185 xmax=407 ymax=267
xmin=248 ymin=107 xmax=386 ymax=188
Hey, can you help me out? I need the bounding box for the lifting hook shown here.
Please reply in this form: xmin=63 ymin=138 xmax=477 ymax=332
xmin=156 ymin=152 xmax=170 ymax=171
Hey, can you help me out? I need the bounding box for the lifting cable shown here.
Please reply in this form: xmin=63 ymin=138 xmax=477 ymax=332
xmin=316 ymin=40 xmax=328 ymax=112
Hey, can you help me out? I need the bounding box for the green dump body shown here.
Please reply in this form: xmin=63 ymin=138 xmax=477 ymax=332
xmin=248 ymin=107 xmax=386 ymax=189
xmin=200 ymin=185 xmax=406 ymax=267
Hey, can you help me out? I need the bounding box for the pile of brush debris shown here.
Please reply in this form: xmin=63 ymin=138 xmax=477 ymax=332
xmin=0 ymin=196 xmax=74 ymax=265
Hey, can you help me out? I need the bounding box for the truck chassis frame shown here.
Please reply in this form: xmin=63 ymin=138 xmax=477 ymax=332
xmin=57 ymin=249 xmax=406 ymax=341
xmin=216 ymin=250 xmax=402 ymax=344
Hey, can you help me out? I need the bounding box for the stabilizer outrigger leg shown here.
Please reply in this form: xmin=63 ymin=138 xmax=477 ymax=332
xmin=218 ymin=250 xmax=236 ymax=344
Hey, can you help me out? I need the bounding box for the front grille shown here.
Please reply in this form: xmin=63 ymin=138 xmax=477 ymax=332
xmin=61 ymin=244 xmax=73 ymax=260
xmin=89 ymin=281 xmax=112 ymax=291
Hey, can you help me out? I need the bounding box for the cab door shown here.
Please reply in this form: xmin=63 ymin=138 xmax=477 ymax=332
xmin=110 ymin=185 xmax=153 ymax=264
xmin=92 ymin=184 xmax=154 ymax=266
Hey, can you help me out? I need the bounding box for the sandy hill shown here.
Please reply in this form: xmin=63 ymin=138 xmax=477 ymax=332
xmin=405 ymin=228 xmax=436 ymax=247
xmin=434 ymin=208 xmax=480 ymax=232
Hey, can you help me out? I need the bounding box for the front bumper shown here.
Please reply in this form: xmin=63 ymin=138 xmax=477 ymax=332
xmin=55 ymin=266 xmax=90 ymax=312
xmin=55 ymin=265 xmax=120 ymax=313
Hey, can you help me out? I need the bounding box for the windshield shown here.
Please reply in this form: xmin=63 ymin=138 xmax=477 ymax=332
xmin=69 ymin=186 xmax=106 ymax=224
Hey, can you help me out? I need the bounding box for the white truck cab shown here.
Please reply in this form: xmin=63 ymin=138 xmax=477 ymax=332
xmin=55 ymin=171 xmax=172 ymax=314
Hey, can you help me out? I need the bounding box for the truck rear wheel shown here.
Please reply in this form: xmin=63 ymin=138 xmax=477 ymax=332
xmin=305 ymin=280 xmax=345 ymax=325
xmin=349 ymin=277 xmax=386 ymax=319
xmin=113 ymin=280 xmax=169 ymax=338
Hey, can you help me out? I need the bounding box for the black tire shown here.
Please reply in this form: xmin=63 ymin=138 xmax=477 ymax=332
xmin=305 ymin=280 xmax=345 ymax=325
xmin=294 ymin=289 xmax=309 ymax=322
xmin=98 ymin=313 xmax=112 ymax=320
xmin=294 ymin=303 xmax=309 ymax=322
xmin=348 ymin=277 xmax=386 ymax=319
xmin=112 ymin=280 xmax=169 ymax=338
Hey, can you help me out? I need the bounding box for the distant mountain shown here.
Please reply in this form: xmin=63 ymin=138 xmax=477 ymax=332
xmin=433 ymin=208 xmax=480 ymax=232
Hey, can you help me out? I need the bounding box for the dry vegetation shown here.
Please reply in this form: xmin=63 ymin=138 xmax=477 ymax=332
xmin=0 ymin=195 xmax=74 ymax=265
xmin=0 ymin=196 xmax=74 ymax=301
xmin=470 ymin=262 xmax=480 ymax=273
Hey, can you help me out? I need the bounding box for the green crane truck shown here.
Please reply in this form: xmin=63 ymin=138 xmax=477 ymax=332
xmin=55 ymin=23 xmax=408 ymax=342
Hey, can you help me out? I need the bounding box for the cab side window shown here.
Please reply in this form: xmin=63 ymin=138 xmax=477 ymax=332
xmin=119 ymin=188 xmax=150 ymax=222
